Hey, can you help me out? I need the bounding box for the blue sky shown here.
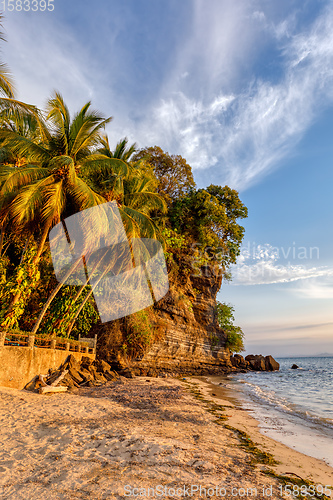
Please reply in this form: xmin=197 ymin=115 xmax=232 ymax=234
xmin=2 ymin=0 xmax=333 ymax=356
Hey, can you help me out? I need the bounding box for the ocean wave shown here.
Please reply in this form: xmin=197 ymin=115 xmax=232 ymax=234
xmin=239 ymin=379 xmax=333 ymax=431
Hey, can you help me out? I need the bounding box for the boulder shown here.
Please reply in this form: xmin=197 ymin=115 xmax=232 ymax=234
xmin=81 ymin=356 xmax=94 ymax=368
xmin=69 ymin=367 xmax=85 ymax=384
xmin=62 ymin=354 xmax=81 ymax=372
xmin=95 ymin=359 xmax=112 ymax=373
xmin=119 ymin=368 xmax=136 ymax=379
xmin=231 ymin=354 xmax=249 ymax=369
xmin=265 ymin=355 xmax=280 ymax=371
xmin=78 ymin=367 xmax=95 ymax=383
xmin=245 ymin=354 xmax=266 ymax=371
xmin=103 ymin=370 xmax=119 ymax=382
xmin=245 ymin=354 xmax=279 ymax=371
xmin=291 ymin=364 xmax=299 ymax=369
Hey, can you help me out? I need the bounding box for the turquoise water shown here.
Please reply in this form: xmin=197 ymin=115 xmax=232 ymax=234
xmin=215 ymin=357 xmax=333 ymax=466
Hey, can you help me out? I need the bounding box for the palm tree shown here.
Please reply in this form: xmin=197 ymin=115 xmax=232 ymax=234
xmin=1 ymin=94 xmax=167 ymax=334
xmin=0 ymin=15 xmax=15 ymax=98
xmin=98 ymin=135 xmax=137 ymax=162
xmin=0 ymin=93 xmax=131 ymax=327
xmin=0 ymin=92 xmax=130 ymax=263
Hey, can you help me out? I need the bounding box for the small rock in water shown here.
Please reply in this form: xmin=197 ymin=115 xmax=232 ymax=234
xmin=291 ymin=364 xmax=299 ymax=369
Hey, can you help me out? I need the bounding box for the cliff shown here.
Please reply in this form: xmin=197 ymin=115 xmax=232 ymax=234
xmin=95 ymin=261 xmax=233 ymax=375
xmin=94 ymin=259 xmax=279 ymax=375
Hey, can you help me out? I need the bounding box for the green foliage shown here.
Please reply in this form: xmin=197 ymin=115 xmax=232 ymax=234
xmin=162 ymin=227 xmax=186 ymax=261
xmin=134 ymin=146 xmax=195 ymax=204
xmin=0 ymin=248 xmax=40 ymax=329
xmin=216 ymin=301 xmax=245 ymax=353
xmin=124 ymin=308 xmax=155 ymax=356
xmin=38 ymin=286 xmax=99 ymax=338
xmin=169 ymin=185 xmax=247 ymax=270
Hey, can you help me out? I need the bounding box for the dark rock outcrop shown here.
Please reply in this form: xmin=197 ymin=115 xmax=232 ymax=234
xmin=25 ymin=354 xmax=120 ymax=392
xmin=291 ymin=364 xmax=299 ymax=369
xmin=245 ymin=354 xmax=279 ymax=371
xmin=230 ymin=354 xmax=250 ymax=369
xmin=265 ymin=355 xmax=280 ymax=371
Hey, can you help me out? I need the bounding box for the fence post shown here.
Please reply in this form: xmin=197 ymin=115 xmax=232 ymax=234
xmin=66 ymin=342 xmax=70 ymax=351
xmin=50 ymin=339 xmax=56 ymax=349
xmin=0 ymin=331 xmax=6 ymax=347
xmin=28 ymin=335 xmax=35 ymax=349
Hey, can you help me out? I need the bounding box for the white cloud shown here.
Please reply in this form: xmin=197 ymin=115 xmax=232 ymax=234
xmin=229 ymin=243 xmax=333 ymax=286
xmin=141 ymin=3 xmax=333 ymax=190
xmin=2 ymin=15 xmax=97 ymax=111
xmin=2 ymin=1 xmax=333 ymax=192
xmin=291 ymin=278 xmax=333 ymax=299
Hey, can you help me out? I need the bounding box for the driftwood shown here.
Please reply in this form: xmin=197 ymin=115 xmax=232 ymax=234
xmin=39 ymin=369 xmax=69 ymax=395
xmin=50 ymin=369 xmax=68 ymax=386
xmin=38 ymin=374 xmax=49 ymax=387
xmin=39 ymin=385 xmax=68 ymax=395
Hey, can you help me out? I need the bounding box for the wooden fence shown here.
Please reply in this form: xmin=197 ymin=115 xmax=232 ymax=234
xmin=0 ymin=331 xmax=96 ymax=355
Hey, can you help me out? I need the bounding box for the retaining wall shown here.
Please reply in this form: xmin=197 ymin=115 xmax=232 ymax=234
xmin=0 ymin=345 xmax=95 ymax=390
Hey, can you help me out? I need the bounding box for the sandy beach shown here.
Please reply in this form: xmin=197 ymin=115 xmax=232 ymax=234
xmin=0 ymin=376 xmax=332 ymax=500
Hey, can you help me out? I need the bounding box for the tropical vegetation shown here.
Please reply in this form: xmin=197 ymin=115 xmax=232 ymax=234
xmin=0 ymin=17 xmax=248 ymax=354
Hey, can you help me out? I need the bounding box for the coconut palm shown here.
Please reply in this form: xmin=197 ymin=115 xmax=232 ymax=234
xmin=0 ymin=94 xmax=167 ymax=333
xmin=0 ymin=92 xmax=131 ymax=263
xmin=98 ymin=135 xmax=137 ymax=162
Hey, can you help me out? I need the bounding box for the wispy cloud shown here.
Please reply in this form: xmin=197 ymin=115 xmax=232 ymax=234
xmin=3 ymin=1 xmax=333 ymax=192
xmin=291 ymin=278 xmax=333 ymax=299
xmin=230 ymin=243 xmax=333 ymax=286
xmin=141 ymin=2 xmax=333 ymax=190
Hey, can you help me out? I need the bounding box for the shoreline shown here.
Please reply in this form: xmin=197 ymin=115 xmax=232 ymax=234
xmin=192 ymin=376 xmax=333 ymax=486
xmin=0 ymin=376 xmax=332 ymax=499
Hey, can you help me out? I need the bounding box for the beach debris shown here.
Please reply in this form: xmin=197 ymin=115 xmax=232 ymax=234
xmin=25 ymin=355 xmax=120 ymax=394
xmin=38 ymin=370 xmax=69 ymax=394
xmin=291 ymin=364 xmax=299 ymax=369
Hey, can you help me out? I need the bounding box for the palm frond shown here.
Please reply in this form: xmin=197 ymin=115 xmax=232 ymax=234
xmin=120 ymin=206 xmax=161 ymax=240
xmin=69 ymin=110 xmax=112 ymax=159
xmin=124 ymin=191 xmax=167 ymax=214
xmin=0 ymin=98 xmax=50 ymax=141
xmin=0 ymin=63 xmax=15 ymax=98
xmin=0 ymin=129 xmax=51 ymax=163
xmin=67 ymin=176 xmax=106 ymax=210
xmin=41 ymin=179 xmax=65 ymax=226
xmin=46 ymin=91 xmax=71 ymax=151
xmin=0 ymin=165 xmax=49 ymax=196
xmin=82 ymin=157 xmax=129 ymax=178
xmin=9 ymin=175 xmax=54 ymax=225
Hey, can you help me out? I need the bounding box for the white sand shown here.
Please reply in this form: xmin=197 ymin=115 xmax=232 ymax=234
xmin=0 ymin=376 xmax=332 ymax=500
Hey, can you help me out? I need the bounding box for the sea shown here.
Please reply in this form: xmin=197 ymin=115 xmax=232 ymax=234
xmin=213 ymin=357 xmax=333 ymax=467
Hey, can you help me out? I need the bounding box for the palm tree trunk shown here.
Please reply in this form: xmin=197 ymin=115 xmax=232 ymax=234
xmin=55 ymin=253 xmax=105 ymax=332
xmin=31 ymin=256 xmax=83 ymax=335
xmin=65 ymin=260 xmax=115 ymax=337
xmin=33 ymin=223 xmax=51 ymax=264
xmin=0 ymin=226 xmax=4 ymax=257
xmin=65 ymin=290 xmax=95 ymax=338
xmin=19 ymin=235 xmax=31 ymax=264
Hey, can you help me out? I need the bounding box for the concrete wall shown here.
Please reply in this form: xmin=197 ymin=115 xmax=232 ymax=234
xmin=0 ymin=345 xmax=95 ymax=390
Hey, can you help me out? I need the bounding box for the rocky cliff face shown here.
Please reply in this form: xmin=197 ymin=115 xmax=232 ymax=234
xmin=94 ymin=260 xmax=280 ymax=375
xmin=130 ymin=264 xmax=231 ymax=375
xmin=96 ymin=262 xmax=232 ymax=375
